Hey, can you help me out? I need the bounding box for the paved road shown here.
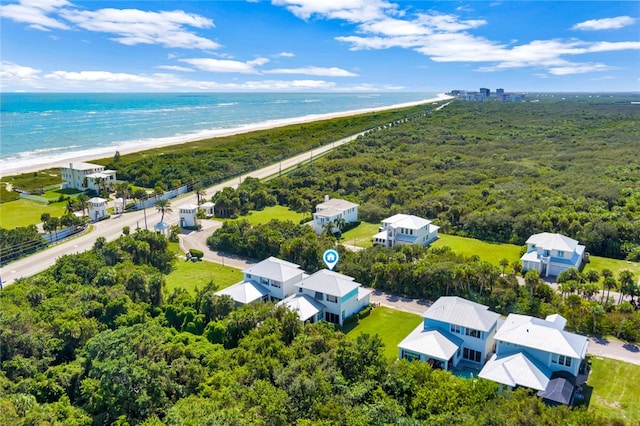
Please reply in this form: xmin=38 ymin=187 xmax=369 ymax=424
xmin=0 ymin=130 xmax=366 ymax=287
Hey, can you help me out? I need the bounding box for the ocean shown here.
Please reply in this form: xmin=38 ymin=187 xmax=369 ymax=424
xmin=0 ymin=92 xmax=438 ymax=174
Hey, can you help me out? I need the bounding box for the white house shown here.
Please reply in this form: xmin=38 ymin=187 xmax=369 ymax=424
xmin=88 ymin=197 xmax=108 ymax=221
xmin=479 ymin=313 xmax=588 ymax=404
xmin=217 ymin=257 xmax=305 ymax=307
xmin=199 ymin=201 xmax=215 ymax=217
xmin=60 ymin=162 xmax=116 ymax=193
xmin=243 ymin=257 xmax=305 ymax=302
xmin=312 ymin=196 xmax=359 ymax=234
xmin=397 ymin=296 xmax=500 ymax=370
xmin=521 ymin=233 xmax=586 ymax=277
xmin=291 ymin=269 xmax=371 ymax=326
xmin=373 ymin=214 xmax=439 ymax=247
xmin=178 ymin=204 xmax=198 ymax=228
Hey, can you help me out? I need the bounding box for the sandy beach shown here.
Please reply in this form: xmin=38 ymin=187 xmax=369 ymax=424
xmin=1 ymin=93 xmax=452 ymax=178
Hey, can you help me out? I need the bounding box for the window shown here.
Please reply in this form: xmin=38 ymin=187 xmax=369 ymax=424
xmin=465 ymin=328 xmax=482 ymax=339
xmin=552 ymin=354 xmax=572 ymax=367
xmin=326 ymin=295 xmax=338 ymax=303
xmin=271 ymin=281 xmax=281 ymax=288
xmin=557 ymin=251 xmax=564 ymax=258
xmin=315 ymin=291 xmax=323 ymax=301
xmin=463 ymin=348 xmax=482 ymax=363
xmin=450 ymin=324 xmax=462 ymax=334
xmin=402 ymin=350 xmax=420 ymax=361
xmin=325 ymin=312 xmax=340 ymax=324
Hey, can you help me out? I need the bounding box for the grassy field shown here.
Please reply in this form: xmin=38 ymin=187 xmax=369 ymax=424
xmin=165 ymin=259 xmax=243 ymax=296
xmin=340 ymin=221 xmax=379 ymax=247
xmin=583 ymin=255 xmax=640 ymax=278
xmin=218 ymin=205 xmax=308 ymax=226
xmin=346 ymin=306 xmax=422 ymax=360
xmin=0 ymin=198 xmax=66 ymax=228
xmin=432 ymin=234 xmax=523 ymax=269
xmin=587 ymin=357 xmax=640 ymax=424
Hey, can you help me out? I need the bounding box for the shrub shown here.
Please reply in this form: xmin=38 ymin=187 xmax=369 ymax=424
xmin=189 ymin=249 xmax=204 ymax=259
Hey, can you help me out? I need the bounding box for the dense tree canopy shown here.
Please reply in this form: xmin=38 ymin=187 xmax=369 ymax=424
xmin=267 ymin=99 xmax=640 ymax=259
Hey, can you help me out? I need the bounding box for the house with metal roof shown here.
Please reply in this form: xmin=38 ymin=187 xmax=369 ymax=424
xmin=312 ymin=196 xmax=359 ymax=234
xmin=478 ymin=313 xmax=588 ymax=404
xmin=61 ymin=162 xmax=117 ymax=192
xmin=217 ymin=256 xmax=305 ymax=306
xmin=293 ymin=269 xmax=371 ymax=325
xmin=520 ymin=232 xmax=586 ymax=277
xmin=397 ymin=296 xmax=500 ymax=370
xmin=373 ymin=214 xmax=439 ymax=247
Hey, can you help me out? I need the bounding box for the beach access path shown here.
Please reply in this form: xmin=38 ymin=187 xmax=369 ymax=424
xmin=0 ymin=129 xmax=368 ymax=287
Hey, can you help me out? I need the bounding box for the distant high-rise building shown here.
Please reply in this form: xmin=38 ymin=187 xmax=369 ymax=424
xmin=480 ymin=88 xmax=490 ymax=97
xmin=496 ymin=88 xmax=504 ymax=95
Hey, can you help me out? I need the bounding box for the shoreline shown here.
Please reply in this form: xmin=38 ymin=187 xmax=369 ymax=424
xmin=0 ymin=93 xmax=452 ymax=178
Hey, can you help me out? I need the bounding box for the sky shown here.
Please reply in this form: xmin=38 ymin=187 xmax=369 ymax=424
xmin=1 ymin=0 xmax=639 ymax=92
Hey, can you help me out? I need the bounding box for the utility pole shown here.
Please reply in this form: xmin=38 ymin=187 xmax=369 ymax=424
xmin=143 ymin=197 xmax=148 ymax=230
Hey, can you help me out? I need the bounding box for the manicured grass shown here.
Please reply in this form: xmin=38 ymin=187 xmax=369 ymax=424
xmin=219 ymin=205 xmax=308 ymax=226
xmin=0 ymin=198 xmax=66 ymax=228
xmin=165 ymin=259 xmax=243 ymax=296
xmin=340 ymin=221 xmax=380 ymax=247
xmin=587 ymin=357 xmax=640 ymax=424
xmin=346 ymin=306 xmax=422 ymax=360
xmin=583 ymin=255 xmax=640 ymax=278
xmin=431 ymin=234 xmax=523 ymax=269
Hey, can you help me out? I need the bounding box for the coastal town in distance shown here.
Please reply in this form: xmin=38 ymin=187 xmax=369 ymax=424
xmin=1 ymin=0 xmax=639 ymax=424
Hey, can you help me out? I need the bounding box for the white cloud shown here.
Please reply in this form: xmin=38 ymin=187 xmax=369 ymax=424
xmin=547 ymin=62 xmax=612 ymax=76
xmin=572 ymin=16 xmax=636 ymax=31
xmin=272 ymin=0 xmax=398 ymax=22
xmin=264 ymin=66 xmax=357 ymax=76
xmin=60 ymin=7 xmax=218 ymax=49
xmin=276 ymin=52 xmax=295 ymax=57
xmin=155 ymin=65 xmax=194 ymax=72
xmin=180 ymin=57 xmax=269 ymax=73
xmin=0 ymin=0 xmax=71 ymax=30
xmin=0 ymin=61 xmax=42 ymax=87
xmin=277 ymin=1 xmax=640 ymax=77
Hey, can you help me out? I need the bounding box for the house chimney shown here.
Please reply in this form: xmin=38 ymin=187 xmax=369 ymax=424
xmin=324 ymin=195 xmax=329 ymax=202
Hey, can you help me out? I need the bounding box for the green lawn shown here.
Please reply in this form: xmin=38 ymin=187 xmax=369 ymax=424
xmin=165 ymin=259 xmax=243 ymax=296
xmin=583 ymin=255 xmax=640 ymax=278
xmin=340 ymin=221 xmax=380 ymax=247
xmin=0 ymin=198 xmax=66 ymax=228
xmin=587 ymin=357 xmax=640 ymax=424
xmin=431 ymin=234 xmax=523 ymax=269
xmin=218 ymin=205 xmax=308 ymax=226
xmin=346 ymin=306 xmax=422 ymax=360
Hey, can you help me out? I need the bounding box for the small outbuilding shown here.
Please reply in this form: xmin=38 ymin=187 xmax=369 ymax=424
xmin=113 ymin=197 xmax=125 ymax=214
xmin=88 ymin=197 xmax=108 ymax=221
xmin=154 ymin=221 xmax=171 ymax=236
xmin=178 ymin=203 xmax=198 ymax=228
xmin=199 ymin=201 xmax=215 ymax=217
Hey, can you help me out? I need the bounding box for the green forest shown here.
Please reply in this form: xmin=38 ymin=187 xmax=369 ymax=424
xmin=265 ymin=99 xmax=640 ymax=260
xmin=0 ymin=231 xmax=619 ymax=425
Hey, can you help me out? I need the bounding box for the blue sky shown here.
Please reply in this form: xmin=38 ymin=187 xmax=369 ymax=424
xmin=1 ymin=0 xmax=639 ymax=92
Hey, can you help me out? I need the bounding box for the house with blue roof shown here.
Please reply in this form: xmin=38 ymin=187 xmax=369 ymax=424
xmin=520 ymin=232 xmax=585 ymax=277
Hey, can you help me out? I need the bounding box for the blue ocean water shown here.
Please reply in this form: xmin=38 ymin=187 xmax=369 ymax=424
xmin=0 ymin=92 xmax=437 ymax=174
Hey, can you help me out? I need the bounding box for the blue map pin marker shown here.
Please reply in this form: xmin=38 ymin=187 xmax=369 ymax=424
xmin=323 ymin=249 xmax=340 ymax=271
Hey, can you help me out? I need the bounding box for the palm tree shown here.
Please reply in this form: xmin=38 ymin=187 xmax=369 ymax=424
xmin=77 ymin=194 xmax=89 ymax=217
xmin=64 ymin=199 xmax=76 ymax=215
xmin=155 ymin=198 xmax=173 ymax=222
xmin=194 ymin=183 xmax=206 ymax=205
xmin=602 ymin=276 xmax=617 ymax=304
xmin=618 ymin=270 xmax=635 ymax=304
xmin=499 ymin=258 xmax=509 ymax=276
xmin=115 ymin=182 xmax=130 ymax=213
